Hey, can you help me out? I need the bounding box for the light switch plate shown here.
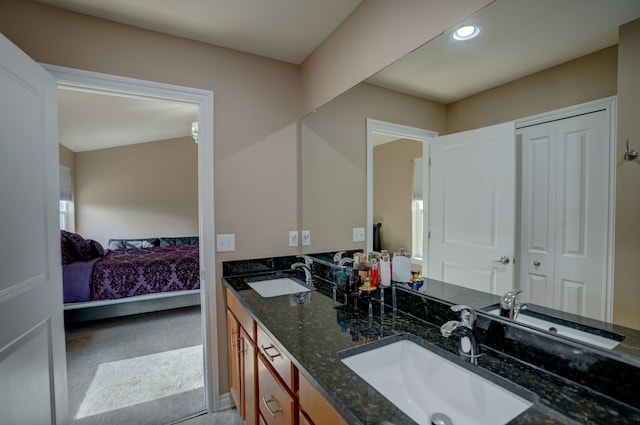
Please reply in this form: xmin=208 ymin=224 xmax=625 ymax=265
xmin=353 ymin=227 xmax=365 ymax=242
xmin=301 ymin=230 xmax=311 ymax=246
xmin=216 ymin=234 xmax=235 ymax=252
xmin=289 ymin=231 xmax=299 ymax=247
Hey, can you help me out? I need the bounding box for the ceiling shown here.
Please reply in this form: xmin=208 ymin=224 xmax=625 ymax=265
xmin=45 ymin=0 xmax=361 ymax=152
xmin=49 ymin=0 xmax=640 ymax=152
xmin=367 ymin=0 xmax=640 ymax=104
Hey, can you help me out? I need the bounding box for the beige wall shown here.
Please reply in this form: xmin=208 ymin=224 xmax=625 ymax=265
xmin=74 ymin=137 xmax=198 ymax=247
xmin=301 ymin=83 xmax=446 ymax=253
xmin=446 ymin=46 xmax=618 ymax=133
xmin=614 ymin=18 xmax=640 ymax=330
xmin=300 ymin=0 xmax=492 ymax=115
xmin=0 ymin=0 xmax=300 ymax=397
xmin=373 ymin=139 xmax=422 ymax=254
xmin=58 ymin=144 xmax=74 ymax=169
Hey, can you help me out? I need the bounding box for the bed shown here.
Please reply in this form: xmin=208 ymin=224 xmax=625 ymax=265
xmin=61 ymin=231 xmax=201 ymax=321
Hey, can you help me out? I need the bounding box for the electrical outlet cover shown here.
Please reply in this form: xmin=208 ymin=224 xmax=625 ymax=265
xmin=301 ymin=230 xmax=311 ymax=246
xmin=353 ymin=227 xmax=365 ymax=242
xmin=289 ymin=231 xmax=299 ymax=247
xmin=216 ymin=234 xmax=235 ymax=252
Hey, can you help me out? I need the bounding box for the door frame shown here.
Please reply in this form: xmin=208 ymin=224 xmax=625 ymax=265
xmin=42 ymin=64 xmax=221 ymax=411
xmin=365 ymin=118 xmax=438 ymax=269
xmin=515 ymin=96 xmax=617 ymax=322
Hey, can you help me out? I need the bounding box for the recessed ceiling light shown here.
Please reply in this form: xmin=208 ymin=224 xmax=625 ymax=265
xmin=453 ymin=25 xmax=481 ymax=41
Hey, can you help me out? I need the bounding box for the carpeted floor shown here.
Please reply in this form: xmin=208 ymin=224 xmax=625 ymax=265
xmin=65 ymin=306 xmax=206 ymax=425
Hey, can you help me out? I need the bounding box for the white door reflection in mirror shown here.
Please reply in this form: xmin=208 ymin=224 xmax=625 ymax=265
xmin=518 ymin=109 xmax=611 ymax=321
xmin=428 ymin=122 xmax=516 ymax=295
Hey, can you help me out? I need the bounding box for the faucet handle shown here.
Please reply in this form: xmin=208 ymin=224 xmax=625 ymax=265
xmin=297 ymin=255 xmax=314 ymax=268
xmin=450 ymin=305 xmax=476 ymax=326
xmin=500 ymin=289 xmax=523 ymax=309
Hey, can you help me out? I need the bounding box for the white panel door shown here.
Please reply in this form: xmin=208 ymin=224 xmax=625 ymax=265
xmin=518 ymin=110 xmax=610 ymax=320
xmin=0 ymin=34 xmax=68 ymax=424
xmin=518 ymin=123 xmax=557 ymax=308
xmin=428 ymin=122 xmax=516 ymax=295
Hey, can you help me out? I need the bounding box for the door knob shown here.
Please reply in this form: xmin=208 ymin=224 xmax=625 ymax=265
xmin=491 ymin=256 xmax=510 ymax=265
xmin=533 ymin=260 xmax=541 ymax=267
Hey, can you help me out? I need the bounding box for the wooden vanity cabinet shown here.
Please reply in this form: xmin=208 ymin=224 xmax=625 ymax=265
xmin=226 ymin=288 xmax=348 ymax=425
xmin=226 ymin=289 xmax=257 ymax=425
xmin=298 ymin=372 xmax=348 ymax=425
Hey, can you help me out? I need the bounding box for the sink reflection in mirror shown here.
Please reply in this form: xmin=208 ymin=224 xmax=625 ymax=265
xmin=338 ymin=334 xmax=535 ymax=425
xmin=484 ymin=306 xmax=625 ymax=350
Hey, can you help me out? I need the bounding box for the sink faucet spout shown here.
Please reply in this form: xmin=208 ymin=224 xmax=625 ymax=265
xmin=291 ymin=262 xmax=313 ymax=287
xmin=441 ymin=305 xmax=480 ymax=364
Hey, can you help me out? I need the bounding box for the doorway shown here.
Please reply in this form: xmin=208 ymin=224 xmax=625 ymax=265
xmin=43 ymin=64 xmax=219 ymax=418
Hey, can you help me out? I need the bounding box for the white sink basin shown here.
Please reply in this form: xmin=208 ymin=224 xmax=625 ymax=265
xmin=247 ymin=278 xmax=311 ymax=298
xmin=340 ymin=338 xmax=533 ymax=425
xmin=486 ymin=309 xmax=622 ymax=350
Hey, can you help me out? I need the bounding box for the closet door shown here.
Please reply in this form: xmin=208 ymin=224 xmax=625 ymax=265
xmin=518 ymin=110 xmax=610 ymax=320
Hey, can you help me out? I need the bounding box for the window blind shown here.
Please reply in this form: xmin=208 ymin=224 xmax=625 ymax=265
xmin=59 ymin=165 xmax=72 ymax=201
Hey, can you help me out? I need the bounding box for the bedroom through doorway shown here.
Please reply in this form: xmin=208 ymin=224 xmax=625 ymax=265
xmin=49 ymin=65 xmax=217 ymax=424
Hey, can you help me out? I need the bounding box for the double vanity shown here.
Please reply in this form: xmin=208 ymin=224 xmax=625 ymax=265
xmin=223 ymin=254 xmax=640 ymax=425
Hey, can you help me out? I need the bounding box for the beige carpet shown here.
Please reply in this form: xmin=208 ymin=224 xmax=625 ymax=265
xmin=65 ymin=306 xmax=206 ymax=425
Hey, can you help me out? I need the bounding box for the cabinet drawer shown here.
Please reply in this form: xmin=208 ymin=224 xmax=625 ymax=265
xmin=227 ymin=288 xmax=255 ymax=342
xmin=299 ymin=372 xmax=347 ymax=425
xmin=258 ymin=355 xmax=294 ymax=425
xmin=257 ymin=325 xmax=293 ymax=389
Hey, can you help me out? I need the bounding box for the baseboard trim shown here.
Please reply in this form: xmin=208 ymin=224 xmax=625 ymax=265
xmin=217 ymin=392 xmax=234 ymax=411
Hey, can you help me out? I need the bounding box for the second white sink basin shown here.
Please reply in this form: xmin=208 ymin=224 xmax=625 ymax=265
xmin=486 ymin=309 xmax=623 ymax=350
xmin=247 ymin=277 xmax=311 ymax=298
xmin=340 ymin=337 xmax=533 ymax=425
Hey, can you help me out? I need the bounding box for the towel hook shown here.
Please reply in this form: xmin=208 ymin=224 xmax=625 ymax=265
xmin=624 ymin=140 xmax=638 ymax=161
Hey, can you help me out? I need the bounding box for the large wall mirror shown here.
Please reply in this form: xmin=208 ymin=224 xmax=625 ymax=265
xmin=301 ymin=0 xmax=640 ymax=361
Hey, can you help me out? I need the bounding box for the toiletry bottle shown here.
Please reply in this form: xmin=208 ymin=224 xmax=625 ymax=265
xmin=392 ymin=248 xmax=412 ymax=283
xmin=379 ymin=253 xmax=391 ymax=287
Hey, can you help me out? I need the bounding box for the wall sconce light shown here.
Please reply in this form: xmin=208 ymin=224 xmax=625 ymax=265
xmin=624 ymin=140 xmax=638 ymax=161
xmin=191 ymin=121 xmax=199 ymax=143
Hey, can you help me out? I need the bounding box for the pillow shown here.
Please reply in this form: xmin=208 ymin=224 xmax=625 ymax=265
xmin=66 ymin=232 xmax=93 ymax=261
xmin=60 ymin=231 xmax=78 ymax=265
xmin=88 ymin=239 xmax=105 ymax=258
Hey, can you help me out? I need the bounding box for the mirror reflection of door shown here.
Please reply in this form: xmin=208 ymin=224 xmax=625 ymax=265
xmin=518 ymin=109 xmax=611 ymax=321
xmin=428 ymin=122 xmax=516 ymax=296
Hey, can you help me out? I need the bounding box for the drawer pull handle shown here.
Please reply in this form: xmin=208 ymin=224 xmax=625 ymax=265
xmin=238 ymin=336 xmax=246 ymax=354
xmin=262 ymin=396 xmax=282 ymax=418
xmin=261 ymin=344 xmax=282 ymax=361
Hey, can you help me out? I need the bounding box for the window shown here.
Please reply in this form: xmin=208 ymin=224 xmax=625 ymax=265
xmin=59 ymin=165 xmax=73 ymax=231
xmin=60 ymin=200 xmax=70 ymax=230
xmin=412 ymin=158 xmax=424 ymax=259
xmin=412 ymin=199 xmax=424 ymax=259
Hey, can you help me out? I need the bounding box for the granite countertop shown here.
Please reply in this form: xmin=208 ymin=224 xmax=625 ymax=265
xmin=223 ymin=267 xmax=640 ymax=425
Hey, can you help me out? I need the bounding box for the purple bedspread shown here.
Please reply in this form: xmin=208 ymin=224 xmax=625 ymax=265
xmin=62 ymin=245 xmax=200 ymax=303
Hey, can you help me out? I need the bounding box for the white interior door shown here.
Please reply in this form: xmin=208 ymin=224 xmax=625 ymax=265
xmin=428 ymin=122 xmax=516 ymax=295
xmin=0 ymin=34 xmax=68 ymax=424
xmin=518 ymin=110 xmax=610 ymax=320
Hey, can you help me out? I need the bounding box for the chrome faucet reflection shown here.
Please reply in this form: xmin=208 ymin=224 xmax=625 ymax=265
xmin=500 ymin=289 xmax=528 ymax=320
xmin=291 ymin=262 xmax=313 ymax=287
xmin=441 ymin=305 xmax=481 ymax=364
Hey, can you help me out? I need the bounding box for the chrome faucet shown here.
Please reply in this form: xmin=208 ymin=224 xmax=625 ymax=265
xmin=291 ymin=262 xmax=313 ymax=287
xmin=500 ymin=289 xmax=528 ymax=320
xmin=440 ymin=305 xmax=480 ymax=364
xmin=333 ymin=251 xmax=346 ymax=263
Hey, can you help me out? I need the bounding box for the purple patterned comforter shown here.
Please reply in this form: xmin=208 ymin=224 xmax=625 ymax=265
xmin=62 ymin=245 xmax=200 ymax=303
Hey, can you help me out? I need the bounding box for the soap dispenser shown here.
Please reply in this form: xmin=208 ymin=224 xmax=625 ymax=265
xmin=392 ymin=248 xmax=411 ymax=283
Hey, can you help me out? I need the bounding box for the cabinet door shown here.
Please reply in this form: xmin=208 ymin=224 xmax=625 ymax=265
xmin=258 ymin=355 xmax=294 ymax=425
xmin=241 ymin=328 xmax=257 ymax=425
xmin=227 ymin=310 xmax=241 ymax=410
xmin=298 ymin=372 xmax=347 ymax=425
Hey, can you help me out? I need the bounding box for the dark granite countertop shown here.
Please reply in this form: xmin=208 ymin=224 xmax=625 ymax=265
xmin=223 ymin=257 xmax=640 ymax=425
